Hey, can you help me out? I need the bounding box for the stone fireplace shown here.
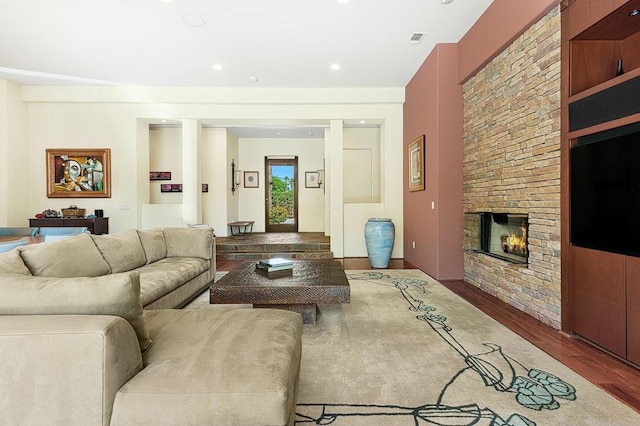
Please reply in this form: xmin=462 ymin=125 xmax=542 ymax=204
xmin=462 ymin=6 xmax=561 ymax=329
xmin=477 ymin=213 xmax=528 ymax=264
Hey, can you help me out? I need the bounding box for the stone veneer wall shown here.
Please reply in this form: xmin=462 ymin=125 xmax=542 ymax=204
xmin=462 ymin=6 xmax=562 ymax=329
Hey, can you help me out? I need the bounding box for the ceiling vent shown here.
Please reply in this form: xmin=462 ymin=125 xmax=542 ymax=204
xmin=408 ymin=32 xmax=426 ymax=44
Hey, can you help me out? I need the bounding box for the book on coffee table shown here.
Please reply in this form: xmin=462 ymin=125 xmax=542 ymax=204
xmin=257 ymin=258 xmax=293 ymax=272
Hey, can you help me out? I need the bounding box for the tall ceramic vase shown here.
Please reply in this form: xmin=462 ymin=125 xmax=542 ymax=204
xmin=364 ymin=218 xmax=395 ymax=268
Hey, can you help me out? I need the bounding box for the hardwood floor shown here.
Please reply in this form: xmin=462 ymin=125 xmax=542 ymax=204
xmin=215 ymin=256 xmax=640 ymax=413
xmin=439 ymin=279 xmax=640 ymax=413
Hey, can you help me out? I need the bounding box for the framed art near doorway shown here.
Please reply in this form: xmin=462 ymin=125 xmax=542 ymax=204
xmin=244 ymin=171 xmax=259 ymax=188
xmin=305 ymin=171 xmax=321 ymax=188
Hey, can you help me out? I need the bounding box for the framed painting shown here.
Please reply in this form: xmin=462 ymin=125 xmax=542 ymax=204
xmin=244 ymin=171 xmax=259 ymax=188
xmin=46 ymin=148 xmax=111 ymax=198
xmin=150 ymin=171 xmax=171 ymax=181
xmin=305 ymin=171 xmax=321 ymax=188
xmin=408 ymin=136 xmax=425 ymax=192
xmin=161 ymin=184 xmax=183 ymax=192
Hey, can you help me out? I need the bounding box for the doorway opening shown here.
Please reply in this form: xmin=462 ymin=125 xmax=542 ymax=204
xmin=265 ymin=157 xmax=298 ymax=232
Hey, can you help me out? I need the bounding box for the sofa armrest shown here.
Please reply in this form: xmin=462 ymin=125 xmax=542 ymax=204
xmin=0 ymin=315 xmax=143 ymax=426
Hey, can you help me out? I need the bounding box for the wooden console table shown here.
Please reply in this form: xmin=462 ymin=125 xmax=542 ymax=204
xmin=29 ymin=217 xmax=109 ymax=235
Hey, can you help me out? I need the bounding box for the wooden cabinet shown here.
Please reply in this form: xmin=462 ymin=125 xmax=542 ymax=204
xmin=29 ymin=217 xmax=109 ymax=235
xmin=570 ymin=246 xmax=626 ymax=357
xmin=625 ymin=257 xmax=640 ymax=365
xmin=562 ymin=0 xmax=640 ymax=365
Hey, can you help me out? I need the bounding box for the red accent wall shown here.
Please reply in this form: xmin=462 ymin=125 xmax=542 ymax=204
xmin=404 ymin=44 xmax=463 ymax=280
xmin=458 ymin=0 xmax=560 ymax=84
xmin=403 ymin=0 xmax=561 ymax=279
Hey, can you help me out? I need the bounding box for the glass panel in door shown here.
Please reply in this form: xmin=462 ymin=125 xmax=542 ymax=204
xmin=265 ymin=157 xmax=298 ymax=232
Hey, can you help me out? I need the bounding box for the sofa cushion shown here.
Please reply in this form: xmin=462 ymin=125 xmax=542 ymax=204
xmin=137 ymin=257 xmax=210 ymax=307
xmin=110 ymin=308 xmax=302 ymax=426
xmin=0 ymin=271 xmax=152 ymax=353
xmin=92 ymin=229 xmax=147 ymax=273
xmin=19 ymin=233 xmax=111 ymax=277
xmin=0 ymin=250 xmax=31 ymax=275
xmin=136 ymin=229 xmax=167 ymax=264
xmin=163 ymin=227 xmax=213 ymax=259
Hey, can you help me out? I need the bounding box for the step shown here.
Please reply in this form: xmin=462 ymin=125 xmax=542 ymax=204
xmin=216 ymin=241 xmax=330 ymax=253
xmin=216 ymin=250 xmax=334 ymax=261
xmin=215 ymin=232 xmax=332 ymax=261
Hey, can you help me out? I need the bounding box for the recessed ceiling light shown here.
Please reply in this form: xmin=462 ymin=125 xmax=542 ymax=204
xmin=337 ymin=0 xmax=350 ymax=4
xmin=330 ymin=63 xmax=341 ymax=71
xmin=212 ymin=64 xmax=223 ymax=71
xmin=160 ymin=0 xmax=172 ymax=3
xmin=182 ymin=14 xmax=206 ymax=27
xmin=308 ymin=132 xmax=314 ymax=136
xmin=440 ymin=0 xmax=454 ymax=4
xmin=161 ymin=119 xmax=167 ymax=123
xmin=249 ymin=76 xmax=259 ymax=83
xmin=360 ymin=120 xmax=366 ymax=124
xmin=630 ymin=9 xmax=640 ymax=17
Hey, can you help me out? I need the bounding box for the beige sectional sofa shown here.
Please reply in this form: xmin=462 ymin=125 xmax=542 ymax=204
xmin=0 ymin=227 xmax=303 ymax=425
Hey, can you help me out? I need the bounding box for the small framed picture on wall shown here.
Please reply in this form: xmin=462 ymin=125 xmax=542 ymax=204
xmin=244 ymin=171 xmax=259 ymax=188
xmin=305 ymin=171 xmax=321 ymax=188
xmin=149 ymin=171 xmax=171 ymax=181
xmin=408 ymin=135 xmax=425 ymax=192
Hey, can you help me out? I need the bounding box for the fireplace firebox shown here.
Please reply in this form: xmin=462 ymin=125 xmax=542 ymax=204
xmin=477 ymin=213 xmax=529 ymax=264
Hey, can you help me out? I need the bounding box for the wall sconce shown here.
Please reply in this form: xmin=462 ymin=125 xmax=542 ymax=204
xmin=317 ymin=169 xmax=324 ymax=187
xmin=231 ymin=159 xmax=241 ymax=195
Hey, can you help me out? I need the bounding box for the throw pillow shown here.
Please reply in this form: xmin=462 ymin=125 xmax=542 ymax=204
xmin=19 ymin=233 xmax=111 ymax=277
xmin=0 ymin=270 xmax=152 ymax=353
xmin=163 ymin=227 xmax=213 ymax=259
xmin=92 ymin=229 xmax=147 ymax=273
xmin=136 ymin=229 xmax=167 ymax=264
xmin=0 ymin=250 xmax=32 ymax=275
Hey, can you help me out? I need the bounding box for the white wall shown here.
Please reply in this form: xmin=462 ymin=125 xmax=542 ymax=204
xmin=25 ymin=103 xmax=141 ymax=231
xmin=1 ymin=84 xmax=404 ymax=257
xmin=344 ymin=127 xmax=380 ymax=203
xmin=238 ymin=137 xmax=325 ymax=232
xmin=201 ymin=128 xmax=233 ymax=236
xmin=0 ymin=81 xmax=28 ymax=226
xmin=149 ymin=127 xmax=182 ymax=204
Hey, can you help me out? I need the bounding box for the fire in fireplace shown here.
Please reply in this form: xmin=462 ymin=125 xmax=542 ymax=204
xmin=478 ymin=213 xmax=529 ymax=264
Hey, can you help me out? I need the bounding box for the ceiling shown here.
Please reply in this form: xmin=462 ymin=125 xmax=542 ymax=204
xmin=0 ymin=0 xmax=493 ymax=88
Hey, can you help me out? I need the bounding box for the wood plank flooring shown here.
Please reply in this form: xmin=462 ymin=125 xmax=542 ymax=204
xmin=439 ymin=279 xmax=640 ymax=413
xmin=215 ymin=256 xmax=640 ymax=413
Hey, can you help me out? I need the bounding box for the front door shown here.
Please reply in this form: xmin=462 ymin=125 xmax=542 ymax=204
xmin=265 ymin=157 xmax=298 ymax=232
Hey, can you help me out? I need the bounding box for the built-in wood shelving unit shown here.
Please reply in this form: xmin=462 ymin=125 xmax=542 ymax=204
xmin=561 ymin=0 xmax=640 ymax=366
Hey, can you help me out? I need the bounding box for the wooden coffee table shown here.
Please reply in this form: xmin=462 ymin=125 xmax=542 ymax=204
xmin=210 ymin=260 xmax=350 ymax=324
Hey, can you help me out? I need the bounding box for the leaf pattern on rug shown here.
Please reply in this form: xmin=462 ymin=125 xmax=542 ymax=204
xmin=296 ymin=271 xmax=578 ymax=426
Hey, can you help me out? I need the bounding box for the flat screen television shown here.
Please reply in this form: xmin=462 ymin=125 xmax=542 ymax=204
xmin=571 ymin=122 xmax=640 ymax=256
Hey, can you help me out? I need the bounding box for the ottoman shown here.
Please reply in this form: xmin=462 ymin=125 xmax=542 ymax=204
xmin=110 ymin=308 xmax=302 ymax=425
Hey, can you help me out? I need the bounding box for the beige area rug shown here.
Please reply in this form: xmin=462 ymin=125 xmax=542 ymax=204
xmin=186 ymin=270 xmax=640 ymax=425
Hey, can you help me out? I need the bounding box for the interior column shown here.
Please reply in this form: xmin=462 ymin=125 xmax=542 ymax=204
xmin=182 ymin=119 xmax=202 ymax=225
xmin=329 ymin=119 xmax=344 ymax=258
